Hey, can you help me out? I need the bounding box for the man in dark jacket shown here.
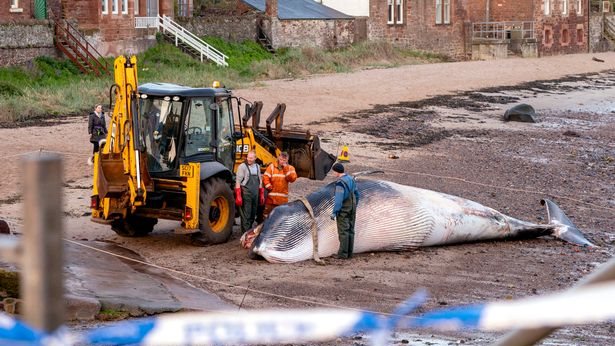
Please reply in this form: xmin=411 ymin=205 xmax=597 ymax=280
xmin=88 ymin=104 xmax=107 ymax=165
xmin=330 ymin=163 xmax=360 ymax=259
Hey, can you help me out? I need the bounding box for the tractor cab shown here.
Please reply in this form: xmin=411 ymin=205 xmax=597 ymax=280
xmin=136 ymin=83 xmax=236 ymax=176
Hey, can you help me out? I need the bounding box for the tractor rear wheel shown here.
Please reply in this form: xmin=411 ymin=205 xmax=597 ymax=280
xmin=111 ymin=214 xmax=157 ymax=237
xmin=196 ymin=177 xmax=235 ymax=244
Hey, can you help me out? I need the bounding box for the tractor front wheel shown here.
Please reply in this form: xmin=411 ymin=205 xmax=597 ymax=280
xmin=195 ymin=177 xmax=235 ymax=244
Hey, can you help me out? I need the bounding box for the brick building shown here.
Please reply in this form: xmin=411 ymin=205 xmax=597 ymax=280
xmin=240 ymin=0 xmax=356 ymax=50
xmin=367 ymin=0 xmax=589 ymax=60
xmin=60 ymin=0 xmax=174 ymax=56
xmin=0 ymin=0 xmax=174 ymax=66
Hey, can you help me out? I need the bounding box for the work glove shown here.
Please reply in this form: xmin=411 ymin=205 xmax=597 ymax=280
xmin=259 ymin=187 xmax=265 ymax=206
xmin=234 ymin=187 xmax=243 ymax=207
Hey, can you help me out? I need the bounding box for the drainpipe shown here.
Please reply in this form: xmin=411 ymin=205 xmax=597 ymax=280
xmin=486 ymin=0 xmax=490 ymax=22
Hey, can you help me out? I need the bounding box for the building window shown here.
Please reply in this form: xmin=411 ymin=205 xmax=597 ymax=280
xmin=436 ymin=0 xmax=450 ymax=25
xmin=10 ymin=0 xmax=22 ymax=12
xmin=562 ymin=0 xmax=568 ymax=15
xmin=561 ymin=28 xmax=570 ymax=45
xmin=543 ymin=26 xmax=553 ymax=46
xmin=576 ymin=0 xmax=582 ymax=14
xmin=102 ymin=0 xmax=108 ymax=14
xmin=134 ymin=0 xmax=139 ymax=15
xmin=122 ymin=0 xmax=128 ymax=14
xmin=576 ymin=27 xmax=584 ymax=44
xmin=544 ymin=0 xmax=551 ymax=15
xmin=112 ymin=0 xmax=118 ymax=14
xmin=387 ymin=0 xmax=404 ymax=25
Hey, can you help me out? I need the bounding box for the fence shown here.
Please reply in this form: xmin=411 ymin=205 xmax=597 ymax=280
xmin=472 ymin=21 xmax=535 ymax=41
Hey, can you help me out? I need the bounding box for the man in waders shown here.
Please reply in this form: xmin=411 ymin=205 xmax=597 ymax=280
xmin=330 ymin=163 xmax=360 ymax=259
xmin=235 ymin=151 xmax=265 ymax=234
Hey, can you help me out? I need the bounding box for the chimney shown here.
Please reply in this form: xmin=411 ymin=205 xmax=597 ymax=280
xmin=265 ymin=0 xmax=278 ymax=17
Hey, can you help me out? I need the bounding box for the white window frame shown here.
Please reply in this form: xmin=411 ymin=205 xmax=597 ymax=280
xmin=562 ymin=0 xmax=568 ymax=15
xmin=102 ymin=0 xmax=108 ymax=14
xmin=436 ymin=0 xmax=450 ymax=25
xmin=112 ymin=0 xmax=118 ymax=14
xmin=544 ymin=0 xmax=551 ymax=15
xmin=387 ymin=0 xmax=404 ymax=25
xmin=10 ymin=0 xmax=22 ymax=12
xmin=122 ymin=0 xmax=128 ymax=14
xmin=387 ymin=0 xmax=394 ymax=24
xmin=576 ymin=0 xmax=582 ymax=15
xmin=134 ymin=0 xmax=139 ymax=15
xmin=396 ymin=0 xmax=403 ymax=24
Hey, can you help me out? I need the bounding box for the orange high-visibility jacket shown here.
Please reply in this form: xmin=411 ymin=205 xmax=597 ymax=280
xmin=263 ymin=163 xmax=297 ymax=205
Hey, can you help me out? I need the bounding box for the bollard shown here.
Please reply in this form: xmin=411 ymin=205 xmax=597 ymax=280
xmin=20 ymin=152 xmax=65 ymax=332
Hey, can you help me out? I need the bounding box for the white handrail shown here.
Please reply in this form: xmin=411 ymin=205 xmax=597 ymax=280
xmin=157 ymin=15 xmax=228 ymax=66
xmin=134 ymin=15 xmax=228 ymax=66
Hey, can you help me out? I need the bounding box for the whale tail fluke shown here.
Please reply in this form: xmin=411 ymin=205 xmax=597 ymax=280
xmin=541 ymin=199 xmax=595 ymax=247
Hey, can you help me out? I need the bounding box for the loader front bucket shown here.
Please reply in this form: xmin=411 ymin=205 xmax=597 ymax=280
xmin=276 ymin=131 xmax=335 ymax=180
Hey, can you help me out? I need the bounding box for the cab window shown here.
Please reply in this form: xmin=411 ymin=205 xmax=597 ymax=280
xmin=185 ymin=98 xmax=213 ymax=157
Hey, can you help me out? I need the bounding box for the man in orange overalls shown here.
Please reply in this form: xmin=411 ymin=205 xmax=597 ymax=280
xmin=262 ymin=152 xmax=297 ymax=218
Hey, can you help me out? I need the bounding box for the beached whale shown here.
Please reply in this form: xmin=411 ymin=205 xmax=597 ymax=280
xmin=245 ymin=179 xmax=593 ymax=263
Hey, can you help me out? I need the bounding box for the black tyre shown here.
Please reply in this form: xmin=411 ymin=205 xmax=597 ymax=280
xmin=111 ymin=214 xmax=157 ymax=237
xmin=197 ymin=177 xmax=235 ymax=244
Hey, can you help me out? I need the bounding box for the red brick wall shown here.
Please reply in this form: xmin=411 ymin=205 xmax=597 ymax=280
xmin=368 ymin=0 xmax=471 ymax=60
xmin=477 ymin=0 xmax=535 ymax=22
xmin=0 ymin=0 xmax=34 ymax=22
xmin=60 ymin=0 xmax=173 ymax=55
xmin=534 ymin=0 xmax=588 ymax=56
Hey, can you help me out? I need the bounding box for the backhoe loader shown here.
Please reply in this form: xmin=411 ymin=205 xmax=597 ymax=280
xmin=91 ymin=55 xmax=335 ymax=243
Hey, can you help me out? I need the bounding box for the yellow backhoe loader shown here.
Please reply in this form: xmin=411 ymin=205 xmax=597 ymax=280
xmin=91 ymin=55 xmax=335 ymax=243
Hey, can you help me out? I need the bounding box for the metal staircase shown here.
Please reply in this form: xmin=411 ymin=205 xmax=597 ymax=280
xmin=257 ymin=21 xmax=275 ymax=53
xmin=53 ymin=20 xmax=110 ymax=76
xmin=147 ymin=15 xmax=228 ymax=67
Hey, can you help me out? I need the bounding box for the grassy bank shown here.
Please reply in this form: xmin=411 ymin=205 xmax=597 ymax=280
xmin=0 ymin=39 xmax=446 ymax=123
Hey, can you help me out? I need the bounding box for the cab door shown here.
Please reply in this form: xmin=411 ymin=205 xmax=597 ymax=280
xmin=213 ymin=97 xmax=235 ymax=170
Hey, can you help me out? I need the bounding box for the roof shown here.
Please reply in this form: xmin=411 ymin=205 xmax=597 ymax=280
xmin=138 ymin=83 xmax=230 ymax=98
xmin=242 ymin=0 xmax=353 ymax=20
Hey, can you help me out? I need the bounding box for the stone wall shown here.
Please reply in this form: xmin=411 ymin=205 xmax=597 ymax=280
xmin=177 ymin=12 xmax=260 ymax=42
xmin=0 ymin=22 xmax=57 ymax=66
xmin=269 ymin=18 xmax=355 ymax=50
xmin=590 ymin=14 xmax=615 ymax=52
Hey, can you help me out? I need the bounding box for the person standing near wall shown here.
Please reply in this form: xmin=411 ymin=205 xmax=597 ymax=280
xmin=330 ymin=163 xmax=360 ymax=259
xmin=88 ymin=104 xmax=107 ymax=165
xmin=235 ymin=151 xmax=265 ymax=233
xmin=262 ymin=152 xmax=297 ymax=218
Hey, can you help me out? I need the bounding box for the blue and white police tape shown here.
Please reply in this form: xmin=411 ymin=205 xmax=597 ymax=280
xmin=85 ymin=309 xmax=381 ymax=345
xmin=0 ymin=312 xmax=75 ymax=346
xmin=0 ymin=312 xmax=42 ymax=345
xmin=407 ymin=281 xmax=615 ymax=331
xmin=84 ymin=289 xmax=429 ymax=346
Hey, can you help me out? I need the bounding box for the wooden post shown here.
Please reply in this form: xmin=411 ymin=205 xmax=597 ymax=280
xmin=20 ymin=152 xmax=64 ymax=332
